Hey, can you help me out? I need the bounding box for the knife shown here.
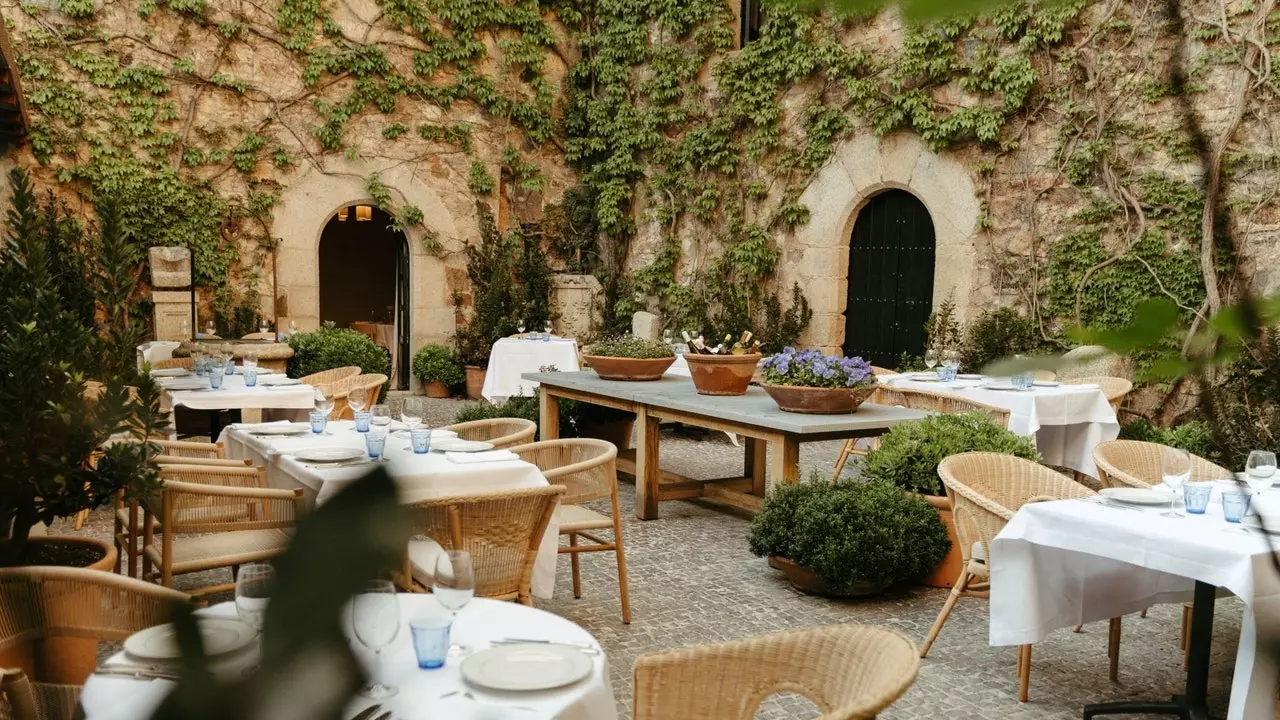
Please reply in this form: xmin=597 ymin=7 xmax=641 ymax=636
xmin=93 ymin=666 xmax=182 ymax=681
xmin=492 ymin=638 xmax=601 ymax=655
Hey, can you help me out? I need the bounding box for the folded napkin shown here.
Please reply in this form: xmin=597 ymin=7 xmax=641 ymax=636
xmin=446 ymin=450 xmax=519 ymax=464
xmin=232 ymin=420 xmax=292 ymax=432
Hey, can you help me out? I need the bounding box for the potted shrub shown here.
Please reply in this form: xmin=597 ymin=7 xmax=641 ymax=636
xmin=412 ymin=344 xmax=464 ymax=397
xmin=583 ymin=336 xmax=676 ymax=381
xmin=749 ymin=475 xmax=950 ymax=596
xmin=863 ymin=412 xmax=1040 ymax=587
xmin=759 ymin=347 xmax=878 ymax=413
xmin=287 ymin=326 xmax=391 ymax=399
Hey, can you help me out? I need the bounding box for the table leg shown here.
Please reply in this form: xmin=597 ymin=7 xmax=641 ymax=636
xmin=539 ymin=390 xmax=560 ymax=440
xmin=1083 ymin=580 xmax=1214 ymax=719
xmin=769 ymin=436 xmax=800 ymax=486
xmin=745 ymin=438 xmax=767 ymax=497
xmin=634 ymin=407 xmax=661 ymax=520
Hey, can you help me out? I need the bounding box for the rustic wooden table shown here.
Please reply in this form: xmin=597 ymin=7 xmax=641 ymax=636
xmin=523 ymin=372 xmax=928 ymax=520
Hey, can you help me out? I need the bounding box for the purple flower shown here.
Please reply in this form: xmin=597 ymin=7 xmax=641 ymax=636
xmin=776 ymin=360 xmax=790 ymax=375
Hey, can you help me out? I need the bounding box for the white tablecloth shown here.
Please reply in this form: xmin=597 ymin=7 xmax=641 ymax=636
xmin=158 ymin=375 xmax=316 ymax=413
xmin=883 ymin=376 xmax=1119 ymax=475
xmin=219 ymin=421 xmax=561 ymax=599
xmin=482 ymin=337 xmax=580 ymax=403
xmin=79 ymin=597 xmax=617 ymax=720
xmin=991 ymin=497 xmax=1280 ymax=719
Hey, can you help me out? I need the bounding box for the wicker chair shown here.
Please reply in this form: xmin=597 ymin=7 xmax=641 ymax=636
xmin=0 ymin=566 xmax=191 ymax=720
xmin=298 ymin=365 xmax=360 ymax=390
xmin=442 ymin=418 xmax=537 ymax=449
xmin=142 ymin=480 xmax=302 ymax=599
xmin=150 ymin=357 xmax=193 ymax=371
xmin=830 ymin=368 xmax=900 ymax=482
xmin=401 ymin=486 xmax=564 ymax=605
xmin=331 ymin=373 xmax=388 ymax=420
xmin=154 ymin=439 xmax=225 ymax=459
xmin=1093 ymin=440 xmax=1230 ymax=490
xmin=920 ymin=452 xmax=1096 ymax=701
xmin=632 ymin=624 xmax=918 ymax=720
xmin=240 ymin=331 xmax=275 ymax=340
xmin=1032 ymin=369 xmax=1057 ymax=382
xmin=1069 ymin=376 xmax=1134 ymax=413
xmin=510 ymin=439 xmax=630 ymax=623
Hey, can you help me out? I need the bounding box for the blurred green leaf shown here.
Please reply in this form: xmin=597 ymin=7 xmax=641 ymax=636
xmin=1068 ymin=298 xmax=1180 ymax=354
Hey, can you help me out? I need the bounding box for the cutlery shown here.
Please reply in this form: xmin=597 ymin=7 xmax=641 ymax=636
xmin=93 ymin=665 xmax=182 ymax=681
xmin=301 ymin=461 xmax=372 ymax=469
xmin=492 ymin=638 xmax=601 ymax=655
xmin=439 ymin=691 xmax=535 ymax=712
xmin=350 ymin=704 xmax=382 ymax=720
xmin=1078 ymin=497 xmax=1140 ymax=512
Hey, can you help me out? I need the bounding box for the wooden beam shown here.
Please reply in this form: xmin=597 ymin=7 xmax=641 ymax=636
xmin=770 ymin=435 xmax=800 ymax=485
xmin=539 ymin=387 xmax=560 ymax=440
xmin=634 ymin=407 xmax=661 ymax=520
xmin=745 ymin=437 xmax=767 ymax=497
xmin=702 ymin=485 xmax=763 ymax=514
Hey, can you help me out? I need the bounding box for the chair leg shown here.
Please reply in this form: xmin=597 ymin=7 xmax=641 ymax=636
xmin=568 ymin=534 xmax=582 ymax=599
xmin=830 ymin=440 xmax=855 ymax=484
xmin=1182 ymin=602 xmax=1193 ymax=668
xmin=127 ymin=504 xmax=139 ymax=579
xmin=920 ymin=570 xmax=971 ymax=658
xmin=1018 ymin=644 xmax=1032 ymax=702
xmin=1140 ymin=607 xmax=1148 ymax=618
xmin=613 ymin=521 xmax=632 ymax=625
xmin=1107 ymin=616 xmax=1121 ymax=681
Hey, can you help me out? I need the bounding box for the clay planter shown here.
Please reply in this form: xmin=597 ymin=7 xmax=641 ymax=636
xmin=464 ymin=366 xmax=487 ymax=400
xmin=767 ymin=555 xmax=888 ymax=598
xmin=919 ymin=493 xmax=964 ymax=588
xmin=0 ymin=535 xmax=117 ymax=685
xmin=762 ymin=384 xmax=876 ymax=414
xmin=583 ymin=354 xmax=676 ymax=381
xmin=683 ymin=353 xmax=762 ymax=396
xmin=423 ymin=380 xmax=451 ymax=398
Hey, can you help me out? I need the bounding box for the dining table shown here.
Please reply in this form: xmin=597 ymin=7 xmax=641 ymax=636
xmin=482 ymin=336 xmax=580 ymax=404
xmin=218 ymin=420 xmax=561 ymax=599
xmin=157 ymin=372 xmax=316 ymax=438
xmin=77 ymin=596 xmax=618 ymax=720
xmin=990 ymin=486 xmax=1280 ymax=720
xmin=882 ymin=373 xmax=1119 ymax=476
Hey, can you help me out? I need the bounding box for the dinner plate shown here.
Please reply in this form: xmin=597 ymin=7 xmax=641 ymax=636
xmin=983 ymin=382 xmax=1023 ymax=391
xmin=250 ymin=423 xmax=311 ymax=436
xmin=1033 ymin=380 xmax=1061 ymax=387
xmin=258 ymin=376 xmax=302 ymax=386
xmin=124 ymin=618 xmax=255 ymax=661
xmin=1099 ymin=487 xmax=1175 ymax=506
xmin=234 ymin=366 xmax=277 ymax=375
xmin=163 ymin=380 xmax=210 ymax=391
xmin=293 ymin=447 xmax=365 ymax=463
xmin=461 ymin=644 xmax=593 ymax=692
xmin=150 ymin=368 xmax=191 ymax=378
xmin=958 ymin=374 xmax=985 ymax=380
xmin=433 ymin=438 xmax=494 ymax=453
xmin=911 ymin=375 xmax=942 ymax=383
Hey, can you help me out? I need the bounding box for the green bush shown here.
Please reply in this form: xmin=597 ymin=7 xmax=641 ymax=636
xmin=1119 ymin=418 xmax=1216 ymax=459
xmin=748 ymin=476 xmax=950 ymax=593
xmin=961 ymin=307 xmax=1044 ymax=373
xmin=584 ymin=336 xmax=674 ymax=359
xmin=412 ymin=344 xmax=464 ymax=385
xmin=455 ymin=393 xmax=540 ymax=427
xmin=864 ymin=412 xmax=1040 ymax=495
xmin=453 ymin=390 xmax=632 ymax=440
xmin=287 ymin=327 xmax=391 ymax=399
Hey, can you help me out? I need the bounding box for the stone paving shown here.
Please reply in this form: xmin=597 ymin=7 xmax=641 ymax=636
xmin=61 ymin=394 xmax=1249 ymax=719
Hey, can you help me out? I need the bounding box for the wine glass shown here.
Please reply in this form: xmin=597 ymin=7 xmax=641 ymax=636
xmin=235 ymin=563 xmax=274 ymax=635
xmin=400 ymin=397 xmax=424 ymax=431
xmin=288 ymin=320 xmax=299 ymax=336
xmin=517 ymin=320 xmax=526 ymax=337
xmin=924 ymin=348 xmax=938 ymax=371
xmin=434 ymin=551 xmax=475 ymax=656
xmin=544 ymin=320 xmax=553 ymax=340
xmin=1161 ymin=446 xmax=1191 ymax=518
xmin=371 ymin=404 xmax=392 ymax=430
xmin=352 ymin=579 xmax=399 ymax=698
xmin=662 ymin=328 xmax=673 ymax=346
xmin=1245 ymin=450 xmax=1278 ymax=497
xmin=313 ymin=390 xmax=335 ymax=432
xmin=206 ymin=321 xmax=216 ymax=338
xmin=258 ymin=318 xmax=270 ymax=336
xmin=349 ymin=387 xmax=370 ymax=415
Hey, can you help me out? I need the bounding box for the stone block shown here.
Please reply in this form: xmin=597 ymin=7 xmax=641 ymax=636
xmin=805 ymin=278 xmax=848 ymax=314
xmin=631 ymin=311 xmax=661 ymax=340
xmin=152 ymin=290 xmax=198 ymax=341
xmin=148 ymin=246 xmax=191 ymax=288
xmin=798 ymin=312 xmax=845 ymax=350
xmin=800 ymin=247 xmax=849 ymax=277
xmin=550 ymin=274 xmax=603 ymax=340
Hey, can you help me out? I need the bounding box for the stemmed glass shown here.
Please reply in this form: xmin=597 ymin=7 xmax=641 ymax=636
xmin=434 ymin=551 xmax=475 ymax=657
xmin=544 ymin=320 xmax=552 ymax=338
xmin=400 ymin=397 xmax=426 ymax=451
xmin=313 ymin=390 xmax=335 ymax=433
xmin=352 ymin=580 xmax=400 ymax=699
xmin=1245 ymin=450 xmax=1278 ymax=497
xmin=924 ymin=348 xmax=938 ymax=371
xmin=1161 ymin=446 xmax=1191 ymax=518
xmin=517 ymin=320 xmax=526 ymax=337
xmin=349 ymin=387 xmax=370 ymax=415
xmin=234 ymin=563 xmax=274 ymax=635
xmin=258 ymin=318 xmax=270 ymax=336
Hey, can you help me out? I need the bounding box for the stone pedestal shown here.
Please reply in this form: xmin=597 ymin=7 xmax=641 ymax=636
xmin=550 ymin=274 xmax=603 ymax=339
xmin=152 ymin=291 xmax=198 ymax=341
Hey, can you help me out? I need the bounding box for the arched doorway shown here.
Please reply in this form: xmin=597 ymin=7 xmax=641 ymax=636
xmin=319 ymin=205 xmax=410 ymax=389
xmin=842 ymin=190 xmax=936 ymax=367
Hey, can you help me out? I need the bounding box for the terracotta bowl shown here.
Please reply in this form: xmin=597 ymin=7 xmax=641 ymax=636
xmin=583 ymin=354 xmax=676 ymax=381
xmin=762 ymin=384 xmax=876 ymax=414
xmin=683 ymin=353 xmax=761 ymax=396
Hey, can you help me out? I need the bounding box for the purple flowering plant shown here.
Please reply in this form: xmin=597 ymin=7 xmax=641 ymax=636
xmin=759 ymin=347 xmax=877 ymax=389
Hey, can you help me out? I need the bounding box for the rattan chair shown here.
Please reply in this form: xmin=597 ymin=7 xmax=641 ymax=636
xmin=1069 ymin=376 xmax=1134 ymax=414
xmin=873 ymin=386 xmax=1011 ymax=425
xmin=331 ymin=373 xmax=389 ymax=420
xmin=510 ymin=439 xmax=630 ymax=623
xmin=1093 ymin=440 xmax=1230 ymax=490
xmin=240 ymin=332 xmax=275 ymax=340
xmin=401 ymin=486 xmax=564 ymax=605
xmin=632 ymin=624 xmax=918 ymax=719
xmin=298 ymin=365 xmax=360 ymax=390
xmin=830 ymin=368 xmax=900 ymax=482
xmin=154 ymin=439 xmax=225 ymax=459
xmin=442 ymin=418 xmax=537 ymax=449
xmin=0 ymin=566 xmax=191 ymax=720
xmin=1032 ymin=369 xmax=1057 ymax=382
xmin=920 ymin=452 xmax=1096 ymax=701
xmin=150 ymin=357 xmax=193 ymax=371
xmin=142 ymin=480 xmax=302 ymax=599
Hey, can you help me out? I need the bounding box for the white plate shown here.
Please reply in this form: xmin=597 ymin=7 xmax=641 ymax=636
xmin=150 ymin=368 xmax=191 ymax=378
xmin=1033 ymin=380 xmax=1061 ymax=387
xmin=461 ymin=644 xmax=593 ymax=692
xmin=983 ymin=383 xmax=1023 ymax=391
xmin=250 ymin=423 xmax=311 ymax=436
xmin=911 ymin=375 xmax=942 ymax=383
xmin=124 ymin=618 xmax=255 ymax=661
xmin=958 ymin=374 xmax=985 ymax=380
xmin=258 ymin=376 xmax=302 ymax=386
xmin=234 ymin=366 xmax=277 ymax=375
xmin=1099 ymin=487 xmax=1175 ymax=506
xmin=163 ymin=380 xmax=210 ymax=391
xmin=293 ymin=447 xmax=365 ymax=463
xmin=432 ymin=438 xmax=494 ymax=453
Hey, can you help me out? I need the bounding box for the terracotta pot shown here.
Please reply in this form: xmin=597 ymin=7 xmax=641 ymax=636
xmin=0 ymin=535 xmax=117 ymax=685
xmin=762 ymin=384 xmax=876 ymax=414
xmin=464 ymin=366 xmax=486 ymax=400
xmin=919 ymin=493 xmax=965 ymax=588
xmin=582 ymin=354 xmax=675 ymax=381
xmin=579 ymin=419 xmax=635 ymax=450
xmin=683 ymin=353 xmax=761 ymax=396
xmin=424 ymin=380 xmax=451 ymax=398
xmin=767 ymin=555 xmax=888 ymax=597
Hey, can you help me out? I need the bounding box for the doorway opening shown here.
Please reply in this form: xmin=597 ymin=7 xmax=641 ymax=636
xmin=318 ymin=205 xmax=411 ymax=389
xmin=842 ymin=189 xmax=936 ymax=368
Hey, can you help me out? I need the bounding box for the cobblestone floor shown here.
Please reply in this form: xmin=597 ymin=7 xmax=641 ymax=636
xmin=61 ymin=394 xmax=1247 ymax=719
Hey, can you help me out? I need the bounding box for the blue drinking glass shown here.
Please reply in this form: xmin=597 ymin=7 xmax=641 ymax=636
xmin=309 ymin=411 xmax=328 ymax=434
xmin=409 ymin=616 xmax=451 ymax=669
xmin=1183 ymin=482 xmax=1212 ymax=514
xmin=410 ymin=427 xmax=431 ymax=454
xmin=225 ymin=361 xmax=235 ymax=376
xmin=365 ymin=428 xmax=387 ymax=460
xmin=354 ymin=411 xmax=372 ymax=433
xmin=208 ymin=365 xmax=224 ymax=389
xmin=243 ymin=368 xmax=258 ymax=387
xmin=1223 ymin=491 xmax=1251 ymax=523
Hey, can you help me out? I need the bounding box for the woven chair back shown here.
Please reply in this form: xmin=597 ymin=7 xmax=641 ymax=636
xmin=158 ymin=481 xmax=301 ymax=535
xmin=406 ymin=486 xmax=563 ymax=600
xmin=299 ymin=366 xmax=360 ymax=389
xmin=150 ymin=357 xmax=192 ymax=371
xmin=1069 ymin=376 xmax=1133 ymax=412
xmin=873 ymin=386 xmax=1011 ymax=426
xmin=509 ymin=439 xmax=617 ymax=505
xmin=1092 ymin=440 xmax=1231 ymax=489
xmin=444 ymin=418 xmax=537 ymax=449
xmin=154 ymin=440 xmax=223 ymax=459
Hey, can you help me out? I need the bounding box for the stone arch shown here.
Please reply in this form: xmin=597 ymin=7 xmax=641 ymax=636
xmin=786 ymin=132 xmax=979 ymax=352
xmin=270 ymin=159 xmax=461 ymax=362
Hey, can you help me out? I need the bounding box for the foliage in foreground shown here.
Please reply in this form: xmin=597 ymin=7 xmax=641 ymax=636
xmin=864 ymin=412 xmax=1040 ymax=495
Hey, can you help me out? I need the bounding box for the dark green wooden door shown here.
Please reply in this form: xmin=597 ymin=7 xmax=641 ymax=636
xmin=842 ymin=190 xmax=935 ymax=368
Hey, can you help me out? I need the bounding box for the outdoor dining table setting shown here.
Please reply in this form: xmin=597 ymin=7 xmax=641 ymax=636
xmin=482 ymin=332 xmax=581 ymax=404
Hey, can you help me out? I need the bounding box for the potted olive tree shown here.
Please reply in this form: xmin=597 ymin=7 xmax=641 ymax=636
xmin=863 ymin=412 xmax=1040 ymax=587
xmin=749 ymin=474 xmax=949 ymax=596
xmin=412 ymin=344 xmax=465 ymax=397
xmin=583 ymin=336 xmax=676 ymax=381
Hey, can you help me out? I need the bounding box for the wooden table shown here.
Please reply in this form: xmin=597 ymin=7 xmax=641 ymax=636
xmin=524 ymin=372 xmax=928 ymax=520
